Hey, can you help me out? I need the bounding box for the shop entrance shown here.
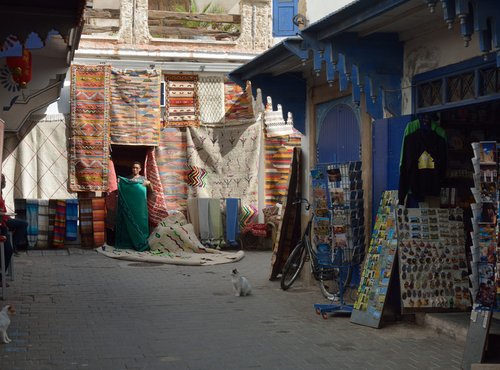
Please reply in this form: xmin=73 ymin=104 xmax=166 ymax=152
xmin=317 ymin=103 xmax=360 ymax=163
xmin=110 ymin=145 xmax=150 ymax=178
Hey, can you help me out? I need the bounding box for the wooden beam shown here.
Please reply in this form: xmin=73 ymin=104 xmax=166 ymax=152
xmin=148 ymin=10 xmax=241 ymax=24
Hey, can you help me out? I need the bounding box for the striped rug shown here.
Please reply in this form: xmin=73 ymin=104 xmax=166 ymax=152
xmin=165 ymin=74 xmax=199 ymax=127
xmin=145 ymin=147 xmax=169 ymax=227
xmin=65 ymin=199 xmax=79 ymax=241
xmin=79 ymin=198 xmax=94 ymax=248
xmin=52 ymin=200 xmax=66 ymax=248
xmin=48 ymin=199 xmax=57 ymax=247
xmin=110 ymin=69 xmax=161 ymax=146
xmin=37 ymin=200 xmax=49 ymax=249
xmin=224 ymin=80 xmax=254 ymax=121
xmin=264 ymin=130 xmax=302 ymax=207
xmin=92 ymin=197 xmax=106 ymax=247
xmin=69 ymin=65 xmax=111 ymax=192
xmin=26 ymin=199 xmax=39 ymax=249
xmin=155 ymin=128 xmax=188 ymax=213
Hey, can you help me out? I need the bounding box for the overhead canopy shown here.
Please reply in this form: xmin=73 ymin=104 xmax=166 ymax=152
xmin=0 ymin=0 xmax=85 ymax=133
xmin=230 ymin=0 xmax=500 ymax=122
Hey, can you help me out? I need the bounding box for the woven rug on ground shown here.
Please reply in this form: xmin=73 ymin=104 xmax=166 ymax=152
xmin=110 ymin=69 xmax=161 ymax=146
xmin=145 ymin=147 xmax=169 ymax=227
xmin=186 ymin=121 xmax=261 ymax=226
xmin=265 ymin=130 xmax=302 ymax=207
xmin=37 ymin=200 xmax=49 ymax=249
xmin=2 ymin=114 xmax=74 ymax=209
xmin=155 ymin=128 xmax=188 ymax=213
xmin=164 ymin=74 xmax=199 ymax=127
xmin=97 ymin=246 xmax=244 ymax=266
xmin=224 ymin=80 xmax=254 ymax=122
xmin=69 ymin=65 xmax=111 ymax=192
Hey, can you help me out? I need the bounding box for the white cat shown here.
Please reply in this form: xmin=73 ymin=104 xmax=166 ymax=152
xmin=0 ymin=304 xmax=15 ymax=344
xmin=231 ymin=269 xmax=252 ymax=297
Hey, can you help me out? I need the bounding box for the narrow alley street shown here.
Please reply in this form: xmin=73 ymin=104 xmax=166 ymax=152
xmin=1 ymin=250 xmax=463 ymax=370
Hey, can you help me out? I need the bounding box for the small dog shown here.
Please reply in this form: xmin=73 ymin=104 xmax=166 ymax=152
xmin=0 ymin=304 xmax=15 ymax=344
xmin=231 ymin=269 xmax=252 ymax=297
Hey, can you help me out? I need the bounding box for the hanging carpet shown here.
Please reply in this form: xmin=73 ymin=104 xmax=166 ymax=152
xmin=164 ymin=74 xmax=199 ymax=127
xmin=186 ymin=120 xmax=261 ymax=227
xmin=155 ymin=127 xmax=188 ymax=213
xmin=92 ymin=197 xmax=106 ymax=247
xmin=110 ymin=69 xmax=161 ymax=146
xmin=224 ymin=80 xmax=254 ymax=122
xmin=69 ymin=65 xmax=111 ymax=192
xmin=37 ymin=200 xmax=49 ymax=249
xmin=3 ymin=114 xmax=74 ymax=208
xmin=144 ymin=147 xmax=169 ymax=227
xmin=115 ymin=177 xmax=149 ymax=251
xmin=264 ymin=130 xmax=302 ymax=207
xmin=79 ymin=198 xmax=94 ymax=248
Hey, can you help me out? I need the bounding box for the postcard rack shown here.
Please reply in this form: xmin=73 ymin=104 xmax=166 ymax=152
xmin=311 ymin=161 xmax=365 ymax=317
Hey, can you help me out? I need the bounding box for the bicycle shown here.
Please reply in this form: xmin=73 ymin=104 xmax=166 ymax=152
xmin=280 ymin=198 xmax=355 ymax=302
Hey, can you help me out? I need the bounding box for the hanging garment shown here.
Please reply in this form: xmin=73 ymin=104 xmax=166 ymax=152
xmin=198 ymin=198 xmax=210 ymax=241
xmin=26 ymin=199 xmax=39 ymax=249
xmin=208 ymin=198 xmax=223 ymax=240
xmin=226 ymin=198 xmax=240 ymax=244
xmin=398 ymin=119 xmax=447 ymax=204
xmin=37 ymin=200 xmax=49 ymax=249
xmin=65 ymin=199 xmax=79 ymax=241
xmin=79 ymin=198 xmax=94 ymax=248
xmin=52 ymin=200 xmax=66 ymax=248
xmin=115 ymin=177 xmax=149 ymax=251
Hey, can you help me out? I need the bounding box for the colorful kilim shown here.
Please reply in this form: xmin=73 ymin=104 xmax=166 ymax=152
xmin=105 ymin=160 xmax=118 ymax=230
xmin=145 ymin=148 xmax=169 ymax=228
xmin=110 ymin=69 xmax=161 ymax=146
xmin=186 ymin=121 xmax=261 ymax=227
xmin=48 ymin=199 xmax=57 ymax=247
xmin=165 ymin=74 xmax=199 ymax=127
xmin=37 ymin=200 xmax=49 ymax=249
xmin=53 ymin=200 xmax=66 ymax=248
xmin=69 ymin=65 xmax=111 ymax=192
xmin=79 ymin=198 xmax=94 ymax=248
xmin=26 ymin=199 xmax=39 ymax=249
xmin=240 ymin=204 xmax=258 ymax=228
xmin=65 ymin=199 xmax=79 ymax=241
xmin=186 ymin=165 xmax=207 ymax=188
xmin=155 ymin=128 xmax=188 ymax=213
xmin=92 ymin=197 xmax=106 ymax=247
xmin=265 ymin=129 xmax=302 ymax=207
xmin=224 ymin=80 xmax=254 ymax=121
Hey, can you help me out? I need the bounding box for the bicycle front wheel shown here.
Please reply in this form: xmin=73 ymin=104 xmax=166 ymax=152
xmin=318 ymin=266 xmax=353 ymax=301
xmin=280 ymin=241 xmax=307 ymax=290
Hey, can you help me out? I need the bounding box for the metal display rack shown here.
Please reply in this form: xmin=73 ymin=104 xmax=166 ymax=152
xmin=312 ymin=161 xmax=365 ymax=318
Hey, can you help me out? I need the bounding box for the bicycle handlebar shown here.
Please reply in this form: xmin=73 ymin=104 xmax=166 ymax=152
xmin=292 ymin=198 xmax=311 ymax=211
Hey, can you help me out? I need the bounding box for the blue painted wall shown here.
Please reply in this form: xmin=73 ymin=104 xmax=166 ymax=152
xmin=250 ymin=73 xmax=306 ymax=134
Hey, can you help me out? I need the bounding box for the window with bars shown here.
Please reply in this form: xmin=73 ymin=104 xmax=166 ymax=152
xmin=416 ymin=64 xmax=500 ymax=110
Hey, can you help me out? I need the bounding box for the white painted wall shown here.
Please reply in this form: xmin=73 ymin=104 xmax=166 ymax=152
xmin=306 ymin=0 xmax=356 ymax=24
xmin=402 ymin=29 xmax=481 ymax=115
xmin=93 ymin=0 xmax=120 ymax=9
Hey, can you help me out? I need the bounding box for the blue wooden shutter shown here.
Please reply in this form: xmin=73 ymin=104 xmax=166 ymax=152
xmin=273 ymin=0 xmax=298 ymax=37
xmin=372 ymin=115 xmax=410 ymax=221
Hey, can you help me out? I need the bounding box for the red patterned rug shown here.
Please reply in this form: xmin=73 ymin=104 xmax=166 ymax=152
xmin=69 ymin=65 xmax=111 ymax=192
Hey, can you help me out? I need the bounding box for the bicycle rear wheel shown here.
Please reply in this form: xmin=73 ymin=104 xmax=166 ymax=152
xmin=280 ymin=240 xmax=306 ymax=290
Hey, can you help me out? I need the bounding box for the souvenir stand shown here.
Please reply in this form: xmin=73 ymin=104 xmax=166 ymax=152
xmin=462 ymin=141 xmax=500 ymax=369
xmin=310 ymin=161 xmax=365 ymax=318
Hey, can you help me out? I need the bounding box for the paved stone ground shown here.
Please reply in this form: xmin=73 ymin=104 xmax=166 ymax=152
xmin=1 ymin=249 xmax=465 ymax=370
